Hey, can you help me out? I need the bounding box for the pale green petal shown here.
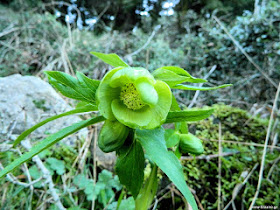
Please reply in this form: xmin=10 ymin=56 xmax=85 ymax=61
xmin=111 ymin=99 xmax=152 ymax=129
xmin=144 ymin=80 xmax=172 ymax=129
xmin=109 ymin=69 xmax=131 ymax=88
xmin=96 ymin=67 xmax=124 ymax=119
xmin=135 ymin=81 xmax=158 ymax=106
xmin=110 ymin=67 xmax=155 ymax=88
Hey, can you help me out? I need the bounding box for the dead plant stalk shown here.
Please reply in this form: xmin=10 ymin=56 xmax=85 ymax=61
xmin=249 ymin=82 xmax=280 ymax=209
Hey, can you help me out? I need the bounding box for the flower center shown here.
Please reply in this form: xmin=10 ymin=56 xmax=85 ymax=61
xmin=120 ymin=83 xmax=145 ymax=110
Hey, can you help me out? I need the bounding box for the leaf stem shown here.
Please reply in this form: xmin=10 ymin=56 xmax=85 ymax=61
xmin=135 ymin=164 xmax=158 ymax=210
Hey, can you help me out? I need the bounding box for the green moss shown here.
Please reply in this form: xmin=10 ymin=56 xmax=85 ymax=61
xmin=194 ymin=104 xmax=269 ymax=144
xmin=182 ymin=104 xmax=280 ymax=209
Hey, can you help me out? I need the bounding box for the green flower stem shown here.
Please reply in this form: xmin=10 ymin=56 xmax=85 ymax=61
xmin=135 ymin=164 xmax=158 ymax=210
xmin=0 ymin=116 xmax=105 ymax=178
xmin=116 ymin=188 xmax=125 ymax=210
xmin=13 ymin=105 xmax=97 ymax=147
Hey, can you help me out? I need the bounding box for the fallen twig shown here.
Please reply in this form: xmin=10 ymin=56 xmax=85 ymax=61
xmin=248 ymin=82 xmax=280 ymax=209
xmin=266 ymin=156 xmax=280 ymax=181
xmin=218 ymin=122 xmax=222 ymax=210
xmin=0 ymin=162 xmax=42 ymax=188
xmin=188 ymin=65 xmax=217 ymax=108
xmin=21 ymin=139 xmax=66 ymax=210
xmin=0 ymin=26 xmax=20 ymax=38
xmin=126 ymin=25 xmax=161 ymax=57
xmin=92 ymin=125 xmax=98 ymax=210
xmin=224 ymin=163 xmax=259 ymax=210
xmin=181 ymin=151 xmax=240 ymax=161
xmin=201 ymin=138 xmax=280 ymax=150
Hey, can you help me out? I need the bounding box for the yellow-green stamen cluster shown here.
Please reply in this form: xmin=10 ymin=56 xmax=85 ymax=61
xmin=120 ymin=83 xmax=145 ymax=110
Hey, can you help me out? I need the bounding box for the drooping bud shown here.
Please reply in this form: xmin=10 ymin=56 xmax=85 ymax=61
xmin=98 ymin=120 xmax=129 ymax=153
xmin=179 ymin=133 xmax=204 ymax=155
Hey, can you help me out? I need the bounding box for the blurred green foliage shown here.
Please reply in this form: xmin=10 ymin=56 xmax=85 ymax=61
xmin=0 ymin=142 xmax=128 ymax=209
xmin=3 ymin=0 xmax=255 ymax=32
xmin=1 ymin=1 xmax=279 ymax=107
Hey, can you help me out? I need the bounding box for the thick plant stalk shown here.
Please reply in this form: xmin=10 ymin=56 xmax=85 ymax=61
xmin=135 ymin=165 xmax=158 ymax=210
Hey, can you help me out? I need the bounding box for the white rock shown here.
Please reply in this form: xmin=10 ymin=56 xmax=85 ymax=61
xmin=0 ymin=74 xmax=87 ymax=145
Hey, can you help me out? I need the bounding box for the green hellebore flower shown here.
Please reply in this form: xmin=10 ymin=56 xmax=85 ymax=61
xmin=96 ymin=67 xmax=172 ymax=129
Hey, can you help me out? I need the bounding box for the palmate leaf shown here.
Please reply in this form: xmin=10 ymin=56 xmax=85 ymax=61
xmin=136 ymin=128 xmax=198 ymax=210
xmin=45 ymin=71 xmax=100 ymax=103
xmin=165 ymin=108 xmax=214 ymax=123
xmin=0 ymin=116 xmax=105 ymax=178
xmin=91 ymin=51 xmax=129 ymax=67
xmin=13 ymin=103 xmax=97 ymax=147
xmin=173 ymin=83 xmax=232 ymax=91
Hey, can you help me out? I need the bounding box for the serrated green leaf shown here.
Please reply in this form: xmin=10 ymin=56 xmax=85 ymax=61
xmin=119 ymin=197 xmax=135 ymax=210
xmin=13 ymin=104 xmax=97 ymax=147
xmin=153 ymin=66 xmax=206 ymax=87
xmin=115 ymin=140 xmax=145 ymax=198
xmin=110 ymin=176 xmax=122 ymax=191
xmin=75 ymin=72 xmax=100 ymax=100
xmin=173 ymin=83 xmax=232 ymax=91
xmin=46 ymin=157 xmax=65 ymax=175
xmin=45 ymin=71 xmax=100 ymax=103
xmin=108 ymin=197 xmax=135 ymax=210
xmin=28 ymin=165 xmax=43 ymax=188
xmin=98 ymin=169 xmax=113 ymax=183
xmin=85 ymin=180 xmax=96 ymax=201
xmin=0 ymin=116 xmax=105 ymax=178
xmin=165 ymin=108 xmax=214 ymax=123
xmin=91 ymin=52 xmax=129 ymax=67
xmin=98 ymin=169 xmax=122 ymax=191
xmin=29 ymin=165 xmax=42 ymax=179
xmin=136 ymin=127 xmax=198 ymax=210
xmin=76 ymin=71 xmax=99 ymax=94
xmin=48 ymin=76 xmax=85 ymax=101
xmin=73 ymin=174 xmax=91 ymax=189
xmin=45 ymin=71 xmax=79 ymax=88
xmin=74 ymin=174 xmax=99 ymax=201
xmin=156 ymin=66 xmax=192 ymax=77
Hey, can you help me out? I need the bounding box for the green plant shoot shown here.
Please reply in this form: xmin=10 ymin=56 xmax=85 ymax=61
xmin=0 ymin=52 xmax=232 ymax=210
